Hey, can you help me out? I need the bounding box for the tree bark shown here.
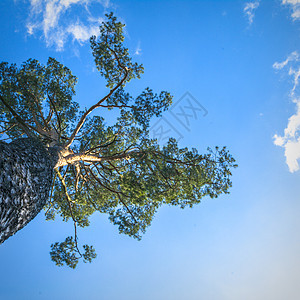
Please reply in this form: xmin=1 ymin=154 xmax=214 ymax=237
xmin=0 ymin=138 xmax=59 ymax=244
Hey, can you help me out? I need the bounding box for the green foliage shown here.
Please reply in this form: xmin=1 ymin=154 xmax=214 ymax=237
xmin=0 ymin=12 xmax=237 ymax=268
xmin=0 ymin=57 xmax=78 ymax=142
xmin=90 ymin=12 xmax=144 ymax=88
xmin=50 ymin=236 xmax=96 ymax=269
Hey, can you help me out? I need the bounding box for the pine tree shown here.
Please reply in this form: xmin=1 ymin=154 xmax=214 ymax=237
xmin=0 ymin=13 xmax=237 ymax=268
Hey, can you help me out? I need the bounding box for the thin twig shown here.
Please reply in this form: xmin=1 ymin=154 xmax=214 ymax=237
xmin=56 ymin=169 xmax=82 ymax=257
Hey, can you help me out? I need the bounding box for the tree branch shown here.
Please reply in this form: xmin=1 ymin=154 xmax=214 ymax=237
xmin=47 ymin=93 xmax=62 ymax=137
xmin=85 ymin=166 xmax=138 ymax=224
xmin=65 ymin=44 xmax=129 ymax=148
xmin=18 ymin=82 xmax=51 ymax=131
xmin=0 ymin=95 xmax=34 ymax=137
xmin=55 ymin=149 xmax=141 ymax=168
xmin=56 ymin=169 xmax=82 ymax=257
xmin=84 ymin=134 xmax=119 ymax=155
xmin=0 ymin=123 xmax=16 ymax=135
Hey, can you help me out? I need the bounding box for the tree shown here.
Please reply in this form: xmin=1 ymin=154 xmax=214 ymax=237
xmin=0 ymin=13 xmax=237 ymax=268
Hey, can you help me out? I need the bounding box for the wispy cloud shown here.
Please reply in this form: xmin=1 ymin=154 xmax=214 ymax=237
xmin=273 ymin=51 xmax=299 ymax=70
xmin=134 ymin=41 xmax=142 ymax=56
xmin=67 ymin=18 xmax=103 ymax=44
xmin=26 ymin=0 xmax=111 ymax=51
xmin=282 ymin=0 xmax=300 ymax=20
xmin=273 ymin=52 xmax=300 ymax=172
xmin=244 ymin=1 xmax=260 ymax=25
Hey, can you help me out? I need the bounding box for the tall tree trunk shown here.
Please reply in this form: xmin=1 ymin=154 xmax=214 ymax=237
xmin=0 ymin=138 xmax=59 ymax=244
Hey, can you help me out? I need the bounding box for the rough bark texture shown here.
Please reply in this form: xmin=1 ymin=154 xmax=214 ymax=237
xmin=0 ymin=138 xmax=59 ymax=244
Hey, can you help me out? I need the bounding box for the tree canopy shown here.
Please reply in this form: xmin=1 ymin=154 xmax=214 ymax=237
xmin=0 ymin=13 xmax=237 ymax=268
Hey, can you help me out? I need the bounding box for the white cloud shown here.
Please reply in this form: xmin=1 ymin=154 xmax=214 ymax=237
xmin=273 ymin=51 xmax=299 ymax=70
xmin=67 ymin=21 xmax=101 ymax=43
xmin=273 ymin=52 xmax=300 ymax=173
xmin=134 ymin=41 xmax=142 ymax=56
xmin=244 ymin=1 xmax=260 ymax=25
xmin=26 ymin=0 xmax=110 ymax=51
xmin=282 ymin=0 xmax=300 ymax=20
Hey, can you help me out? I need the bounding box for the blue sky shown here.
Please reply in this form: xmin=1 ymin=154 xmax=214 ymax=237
xmin=0 ymin=0 xmax=300 ymax=299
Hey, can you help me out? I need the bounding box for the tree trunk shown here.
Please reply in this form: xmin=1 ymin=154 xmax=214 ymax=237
xmin=0 ymin=138 xmax=59 ymax=244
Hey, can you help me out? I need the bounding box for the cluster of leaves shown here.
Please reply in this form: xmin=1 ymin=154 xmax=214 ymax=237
xmin=90 ymin=12 xmax=144 ymax=89
xmin=50 ymin=236 xmax=96 ymax=269
xmin=0 ymin=58 xmax=78 ymax=143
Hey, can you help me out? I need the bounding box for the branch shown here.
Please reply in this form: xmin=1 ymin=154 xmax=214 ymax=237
xmin=85 ymin=166 xmax=138 ymax=224
xmin=0 ymin=123 xmax=16 ymax=135
xmin=30 ymin=109 xmax=53 ymax=139
xmin=65 ymin=44 xmax=129 ymax=148
xmin=0 ymin=95 xmax=34 ymax=137
xmin=47 ymin=93 xmax=62 ymax=137
xmin=152 ymin=150 xmax=201 ymax=166
xmin=18 ymin=83 xmax=51 ymax=131
xmin=0 ymin=94 xmax=56 ymax=140
xmin=55 ymin=149 xmax=140 ymax=168
xmin=98 ymin=104 xmax=133 ymax=109
xmin=56 ymin=169 xmax=82 ymax=257
xmin=84 ymin=134 xmax=119 ymax=155
xmin=45 ymin=108 xmax=54 ymax=125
